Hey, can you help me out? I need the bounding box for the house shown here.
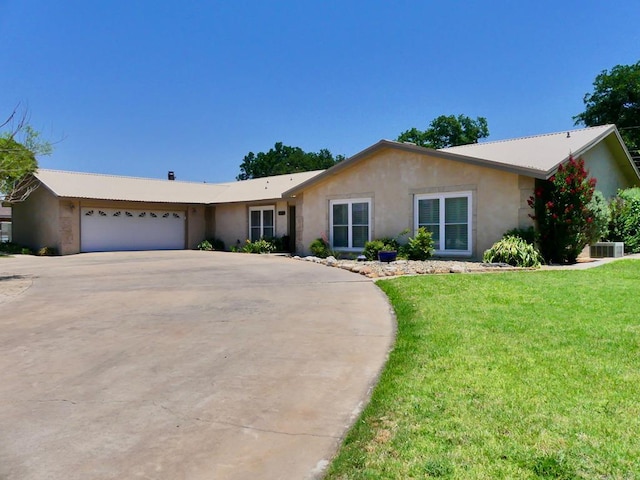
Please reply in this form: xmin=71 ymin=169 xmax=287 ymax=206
xmin=12 ymin=170 xmax=321 ymax=255
xmin=11 ymin=124 xmax=640 ymax=257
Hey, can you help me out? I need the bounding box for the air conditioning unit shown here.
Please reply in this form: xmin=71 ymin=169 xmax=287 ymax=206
xmin=590 ymin=242 xmax=624 ymax=258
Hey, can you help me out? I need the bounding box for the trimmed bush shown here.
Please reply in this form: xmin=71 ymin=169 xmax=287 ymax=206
xmin=483 ymin=235 xmax=543 ymax=267
xmin=404 ymin=227 xmax=434 ymax=260
xmin=309 ymin=238 xmax=330 ymax=258
xmin=241 ymin=238 xmax=276 ymax=254
xmin=608 ymin=187 xmax=640 ymax=253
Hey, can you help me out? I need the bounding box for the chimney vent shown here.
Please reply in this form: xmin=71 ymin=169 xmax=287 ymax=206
xmin=168 ymin=171 xmax=175 ymax=181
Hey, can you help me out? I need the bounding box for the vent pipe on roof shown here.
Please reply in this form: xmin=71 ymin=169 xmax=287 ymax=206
xmin=168 ymin=171 xmax=175 ymax=181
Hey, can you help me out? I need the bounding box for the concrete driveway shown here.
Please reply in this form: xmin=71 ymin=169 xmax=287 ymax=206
xmin=0 ymin=251 xmax=394 ymax=480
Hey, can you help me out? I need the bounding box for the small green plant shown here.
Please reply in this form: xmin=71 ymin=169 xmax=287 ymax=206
xmin=404 ymin=227 xmax=434 ymax=260
xmin=36 ymin=246 xmax=57 ymax=256
xmin=241 ymin=238 xmax=276 ymax=254
xmin=363 ymin=240 xmax=386 ymax=260
xmin=197 ymin=240 xmax=213 ymax=251
xmin=309 ymin=237 xmax=330 ymax=258
xmin=483 ymin=235 xmax=543 ymax=267
xmin=0 ymin=242 xmax=28 ymax=255
xmin=21 ymin=247 xmax=32 ymax=255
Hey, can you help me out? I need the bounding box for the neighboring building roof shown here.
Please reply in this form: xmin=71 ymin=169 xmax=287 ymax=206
xmin=33 ymin=169 xmax=325 ymax=204
xmin=283 ymin=125 xmax=637 ymax=197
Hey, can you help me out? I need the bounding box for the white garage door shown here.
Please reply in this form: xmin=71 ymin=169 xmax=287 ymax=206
xmin=81 ymin=208 xmax=185 ymax=252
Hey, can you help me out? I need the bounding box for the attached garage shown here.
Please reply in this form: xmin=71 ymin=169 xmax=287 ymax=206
xmin=80 ymin=207 xmax=186 ymax=252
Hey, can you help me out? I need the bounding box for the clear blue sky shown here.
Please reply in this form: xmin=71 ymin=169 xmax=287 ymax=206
xmin=2 ymin=1 xmax=639 ymax=183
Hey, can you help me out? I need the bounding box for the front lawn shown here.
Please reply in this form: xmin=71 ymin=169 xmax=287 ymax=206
xmin=326 ymin=261 xmax=640 ymax=479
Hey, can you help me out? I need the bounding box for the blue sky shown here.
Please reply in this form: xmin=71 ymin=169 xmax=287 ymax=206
xmin=2 ymin=1 xmax=639 ymax=183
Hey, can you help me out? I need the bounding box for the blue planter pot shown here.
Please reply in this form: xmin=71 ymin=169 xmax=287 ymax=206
xmin=378 ymin=251 xmax=397 ymax=263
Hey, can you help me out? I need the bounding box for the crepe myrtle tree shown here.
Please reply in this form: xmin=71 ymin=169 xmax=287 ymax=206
xmin=528 ymin=156 xmax=597 ymax=264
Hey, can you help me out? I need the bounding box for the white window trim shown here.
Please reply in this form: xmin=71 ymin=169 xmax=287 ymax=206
xmin=414 ymin=191 xmax=472 ymax=256
xmin=249 ymin=205 xmax=276 ymax=240
xmin=329 ymin=198 xmax=371 ymax=251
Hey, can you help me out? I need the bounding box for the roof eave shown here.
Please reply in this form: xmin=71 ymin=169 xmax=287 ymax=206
xmin=283 ymin=139 xmax=549 ymax=197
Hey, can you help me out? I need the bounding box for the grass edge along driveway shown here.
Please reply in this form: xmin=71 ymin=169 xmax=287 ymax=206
xmin=326 ymin=260 xmax=640 ymax=479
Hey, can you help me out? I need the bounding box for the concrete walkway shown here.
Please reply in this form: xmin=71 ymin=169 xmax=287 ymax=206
xmin=540 ymin=253 xmax=640 ymax=270
xmin=0 ymin=251 xmax=395 ymax=480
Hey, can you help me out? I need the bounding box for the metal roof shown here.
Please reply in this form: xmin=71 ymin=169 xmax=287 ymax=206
xmin=34 ymin=169 xmax=325 ymax=204
xmin=283 ymin=125 xmax=632 ymax=197
xmin=440 ymin=124 xmax=616 ymax=172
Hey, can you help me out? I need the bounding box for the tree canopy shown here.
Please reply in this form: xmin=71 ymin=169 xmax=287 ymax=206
xmin=0 ymin=107 xmax=52 ymax=202
xmin=397 ymin=114 xmax=489 ymax=149
xmin=237 ymin=142 xmax=344 ymax=180
xmin=573 ymin=61 xmax=640 ymax=158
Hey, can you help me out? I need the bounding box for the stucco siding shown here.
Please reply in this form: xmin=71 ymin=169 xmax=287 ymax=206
xmin=187 ymin=205 xmax=206 ymax=249
xmin=13 ymin=185 xmax=61 ymax=252
xmin=297 ymin=149 xmax=526 ymax=258
xmin=214 ymin=200 xmax=291 ymax=250
xmin=214 ymin=203 xmax=249 ymax=251
xmin=582 ymin=140 xmax=637 ymax=198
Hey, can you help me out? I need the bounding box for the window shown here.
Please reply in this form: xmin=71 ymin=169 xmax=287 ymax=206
xmin=415 ymin=192 xmax=472 ymax=255
xmin=330 ymin=198 xmax=371 ymax=250
xmin=249 ymin=206 xmax=275 ymax=241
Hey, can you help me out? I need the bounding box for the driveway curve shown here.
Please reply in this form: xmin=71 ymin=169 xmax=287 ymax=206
xmin=0 ymin=251 xmax=394 ymax=480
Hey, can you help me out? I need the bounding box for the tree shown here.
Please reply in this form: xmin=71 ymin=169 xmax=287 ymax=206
xmin=573 ymin=61 xmax=640 ymax=158
xmin=528 ymin=156 xmax=597 ymax=264
xmin=0 ymin=106 xmax=52 ymax=202
xmin=236 ymin=142 xmax=344 ymax=180
xmin=396 ymin=114 xmax=489 ymax=148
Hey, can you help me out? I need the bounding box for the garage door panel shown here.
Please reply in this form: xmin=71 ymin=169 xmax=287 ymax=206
xmin=81 ymin=208 xmax=185 ymax=252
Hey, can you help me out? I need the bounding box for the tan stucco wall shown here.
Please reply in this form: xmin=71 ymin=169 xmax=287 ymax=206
xmin=186 ymin=205 xmax=206 ymax=249
xmin=214 ymin=200 xmax=291 ymax=250
xmin=296 ymin=149 xmax=531 ymax=258
xmin=12 ymin=185 xmax=61 ymax=252
xmin=582 ymin=139 xmax=639 ymax=198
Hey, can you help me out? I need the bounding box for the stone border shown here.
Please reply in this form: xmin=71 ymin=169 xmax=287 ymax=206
xmin=292 ymin=256 xmax=528 ymax=278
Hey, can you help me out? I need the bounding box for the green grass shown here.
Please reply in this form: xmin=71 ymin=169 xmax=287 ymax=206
xmin=326 ymin=261 xmax=640 ymax=479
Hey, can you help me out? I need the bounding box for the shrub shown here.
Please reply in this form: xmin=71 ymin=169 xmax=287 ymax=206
xmin=209 ymin=237 xmax=226 ymax=251
xmin=528 ymin=156 xmax=596 ymax=263
xmin=503 ymin=226 xmax=536 ymax=245
xmin=36 ymin=246 xmax=57 ymax=256
xmin=309 ymin=237 xmax=330 ymax=258
xmin=586 ymin=190 xmax=610 ymax=243
xmin=198 ymin=238 xmax=225 ymax=251
xmin=483 ymin=235 xmax=543 ymax=267
xmin=608 ymin=187 xmax=640 ymax=253
xmin=363 ymin=240 xmax=386 ymax=260
xmin=404 ymin=227 xmax=434 ymax=260
xmin=197 ymin=240 xmax=213 ymax=251
xmin=241 ymin=238 xmax=276 ymax=254
xmin=0 ymin=242 xmax=27 ymax=255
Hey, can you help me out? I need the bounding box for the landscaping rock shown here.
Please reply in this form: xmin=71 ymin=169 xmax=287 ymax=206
xmin=293 ymin=255 xmax=531 ymax=278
